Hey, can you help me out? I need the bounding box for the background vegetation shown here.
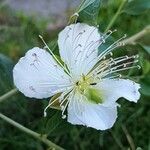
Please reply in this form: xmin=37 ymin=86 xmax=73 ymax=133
xmin=0 ymin=0 xmax=150 ymax=149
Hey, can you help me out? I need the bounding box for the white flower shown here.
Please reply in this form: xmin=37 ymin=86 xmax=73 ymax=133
xmin=13 ymin=23 xmax=141 ymax=130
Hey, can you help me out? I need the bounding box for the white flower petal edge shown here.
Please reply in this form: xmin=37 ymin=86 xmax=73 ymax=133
xmin=58 ymin=23 xmax=101 ymax=80
xmin=67 ymin=92 xmax=118 ymax=130
xmin=13 ymin=47 xmax=72 ymax=99
xmin=97 ymin=79 xmax=141 ymax=105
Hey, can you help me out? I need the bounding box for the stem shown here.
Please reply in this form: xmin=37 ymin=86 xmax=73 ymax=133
xmin=122 ymin=125 xmax=135 ymax=150
xmin=121 ymin=25 xmax=150 ymax=45
xmin=110 ymin=131 xmax=124 ymax=150
xmin=0 ymin=113 xmax=64 ymax=150
xmin=0 ymin=88 xmax=18 ymax=103
xmin=105 ymin=0 xmax=127 ymax=32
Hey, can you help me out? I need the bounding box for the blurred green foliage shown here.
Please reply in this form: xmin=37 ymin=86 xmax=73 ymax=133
xmin=0 ymin=0 xmax=150 ymax=150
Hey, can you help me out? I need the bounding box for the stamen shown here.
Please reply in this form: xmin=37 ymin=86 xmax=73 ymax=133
xmin=107 ymin=55 xmax=138 ymax=67
xmin=43 ymin=88 xmax=73 ymax=117
xmin=74 ymin=44 xmax=82 ymax=50
xmin=70 ymin=13 xmax=79 ymax=24
xmin=106 ymin=74 xmax=122 ymax=79
xmin=103 ymin=29 xmax=117 ymax=41
xmin=98 ymin=34 xmax=127 ymax=60
xmin=74 ymin=50 xmax=82 ymax=64
xmin=62 ymin=115 xmax=67 ymax=119
xmin=63 ymin=28 xmax=72 ymax=47
xmin=100 ymin=60 xmax=137 ymax=75
xmin=113 ymin=55 xmax=128 ymax=61
xmin=88 ymin=59 xmax=112 ymax=76
xmin=52 ymin=87 xmax=73 ymax=94
xmin=90 ymin=54 xmax=138 ymax=77
xmin=39 ymin=35 xmax=71 ymax=76
xmin=61 ymin=100 xmax=69 ymax=119
xmin=44 ymin=96 xmax=60 ymax=117
xmin=39 ymin=84 xmax=72 ymax=90
xmin=101 ymin=65 xmax=140 ymax=78
xmin=103 ymin=56 xmax=106 ymax=60
xmin=86 ymin=49 xmax=96 ymax=58
xmin=86 ymin=39 xmax=101 ymax=52
xmin=60 ymin=93 xmax=71 ymax=106
xmin=83 ymin=28 xmax=97 ymax=49
xmin=109 ymin=52 xmax=113 ymax=56
xmin=73 ymin=32 xmax=83 ymax=47
xmin=89 ymin=52 xmax=140 ymax=81
xmin=60 ymin=90 xmax=74 ymax=119
xmin=78 ymin=28 xmax=100 ymax=62
xmin=71 ymin=13 xmax=79 ymax=18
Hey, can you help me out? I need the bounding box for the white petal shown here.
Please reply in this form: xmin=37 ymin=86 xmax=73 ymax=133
xmin=97 ymin=79 xmax=141 ymax=105
xmin=13 ymin=47 xmax=72 ymax=99
xmin=58 ymin=23 xmax=101 ymax=80
xmin=67 ymin=93 xmax=117 ymax=130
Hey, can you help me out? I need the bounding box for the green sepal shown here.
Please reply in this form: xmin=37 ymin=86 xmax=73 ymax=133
xmin=49 ymin=93 xmax=61 ymax=110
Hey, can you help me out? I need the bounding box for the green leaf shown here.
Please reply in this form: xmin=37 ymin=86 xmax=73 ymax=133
xmin=78 ymin=0 xmax=97 ymax=12
xmin=123 ymin=0 xmax=150 ymax=15
xmin=46 ymin=112 xmax=63 ymax=135
xmin=141 ymin=45 xmax=150 ymax=54
xmin=139 ymin=52 xmax=150 ymax=75
xmin=77 ymin=0 xmax=101 ymax=25
xmin=140 ymin=76 xmax=150 ymax=96
xmin=45 ymin=112 xmax=71 ymax=136
xmin=0 ymin=54 xmax=14 ymax=94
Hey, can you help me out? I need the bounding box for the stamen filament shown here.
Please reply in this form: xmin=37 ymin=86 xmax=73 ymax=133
xmin=100 ymin=65 xmax=140 ymax=78
xmin=44 ymin=96 xmax=60 ymax=117
xmin=39 ymin=35 xmax=71 ymax=76
xmin=98 ymin=34 xmax=127 ymax=59
xmin=98 ymin=60 xmax=137 ymax=77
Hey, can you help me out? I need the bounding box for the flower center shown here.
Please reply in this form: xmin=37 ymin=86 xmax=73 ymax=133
xmin=76 ymin=75 xmax=91 ymax=92
xmin=75 ymin=75 xmax=103 ymax=104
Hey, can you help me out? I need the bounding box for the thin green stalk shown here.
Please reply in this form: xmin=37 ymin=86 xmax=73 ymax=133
xmin=0 ymin=113 xmax=64 ymax=150
xmin=122 ymin=125 xmax=135 ymax=150
xmin=0 ymin=88 xmax=18 ymax=103
xmin=105 ymin=0 xmax=127 ymax=32
xmin=121 ymin=25 xmax=150 ymax=45
xmin=110 ymin=131 xmax=125 ymax=150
